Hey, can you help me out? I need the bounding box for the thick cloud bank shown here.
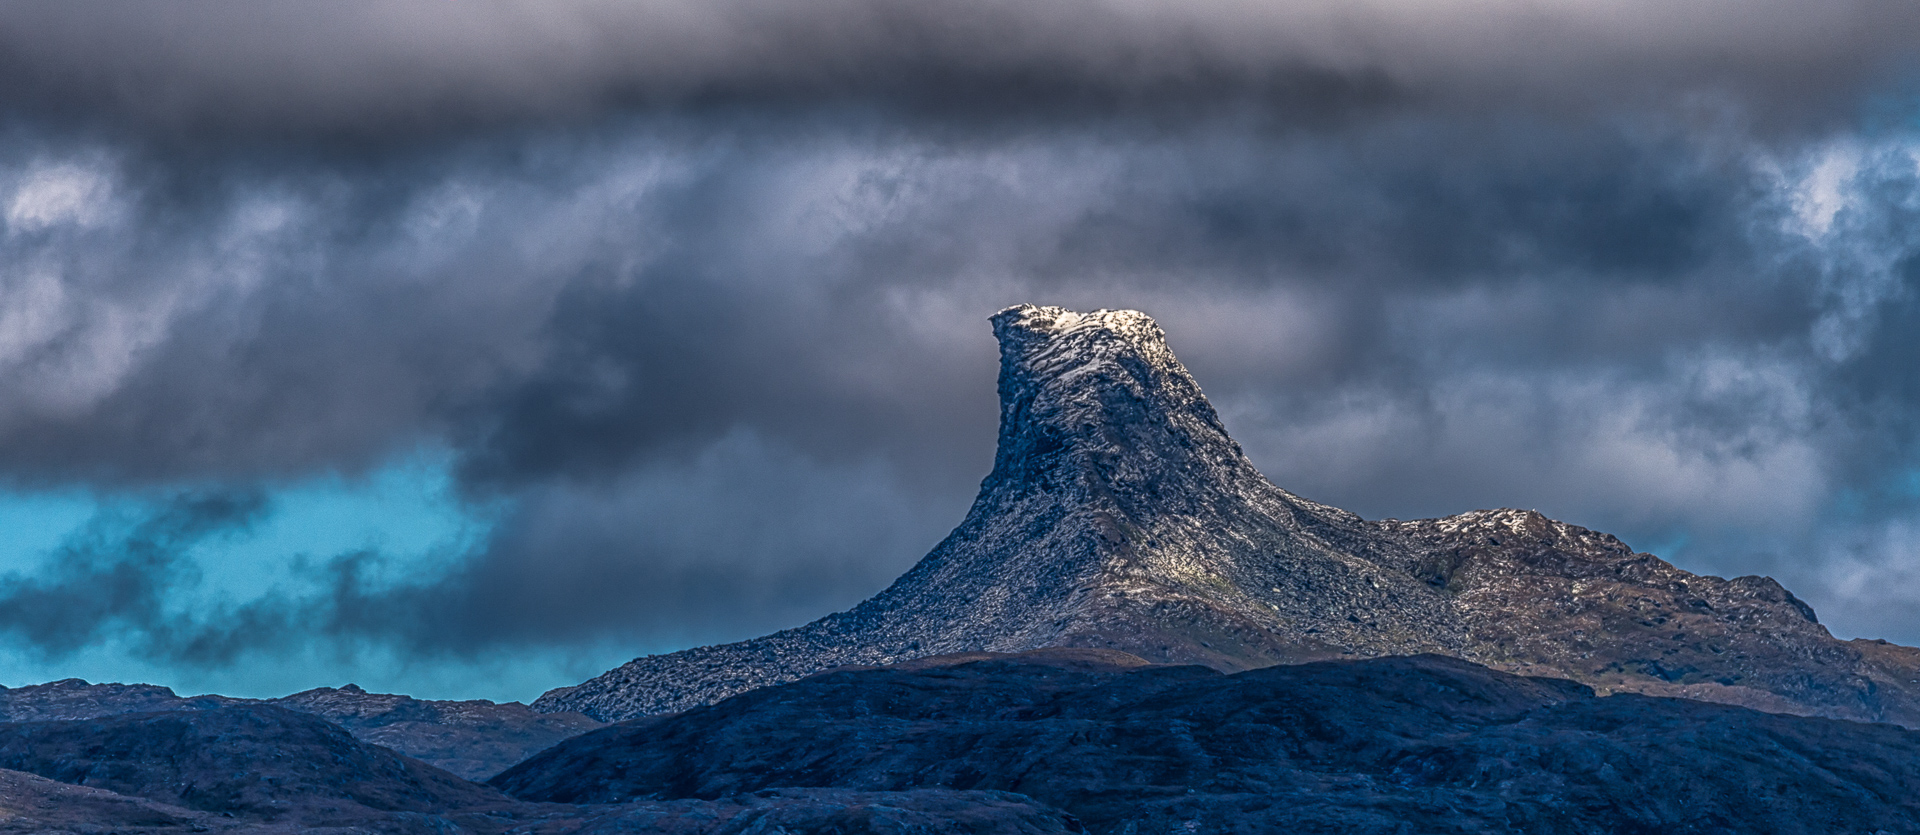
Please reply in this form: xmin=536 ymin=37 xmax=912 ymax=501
xmin=1 ymin=1 xmax=1920 ymax=695
xmin=0 ymin=0 xmax=1916 ymax=137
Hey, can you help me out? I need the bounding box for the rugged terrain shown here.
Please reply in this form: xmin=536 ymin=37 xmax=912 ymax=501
xmin=501 ymin=650 xmax=1920 ymax=834
xmin=0 ymin=702 xmax=507 ymax=832
xmin=0 ymin=678 xmax=601 ymax=780
xmin=9 ymin=652 xmax=1917 ymax=834
xmin=0 ymin=697 xmax=1079 ymax=834
xmin=536 ymin=304 xmax=1920 ymax=726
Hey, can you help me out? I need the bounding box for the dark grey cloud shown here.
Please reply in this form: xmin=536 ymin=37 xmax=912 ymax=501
xmin=0 ymin=490 xmax=269 ymax=663
xmin=0 ymin=446 xmax=959 ymax=675
xmin=0 ymin=0 xmax=1914 ymax=141
xmin=328 ymin=433 xmax=961 ymax=652
xmin=2 ymin=2 xmax=1920 ymax=689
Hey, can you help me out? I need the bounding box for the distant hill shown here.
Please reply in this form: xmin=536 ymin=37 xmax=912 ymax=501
xmin=0 ymin=677 xmax=600 ymax=781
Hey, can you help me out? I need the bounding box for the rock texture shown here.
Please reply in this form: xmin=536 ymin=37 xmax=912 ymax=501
xmin=535 ymin=304 xmax=1920 ymax=727
xmin=500 ymin=651 xmax=1920 ymax=835
xmin=0 ymin=678 xmax=601 ymax=780
xmin=1382 ymin=509 xmax=1920 ymax=722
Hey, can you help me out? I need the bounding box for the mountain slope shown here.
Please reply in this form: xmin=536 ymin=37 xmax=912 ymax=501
xmin=534 ymin=304 xmax=1920 ymax=726
xmin=1386 ymin=508 xmax=1920 ymax=722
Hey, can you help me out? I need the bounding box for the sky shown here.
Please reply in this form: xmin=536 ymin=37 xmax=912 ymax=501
xmin=3 ymin=0 xmax=1920 ymax=702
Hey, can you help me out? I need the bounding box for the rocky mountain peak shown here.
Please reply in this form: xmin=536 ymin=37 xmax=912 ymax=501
xmin=534 ymin=304 xmax=1920 ymax=727
xmin=986 ymin=305 xmax=1243 ymax=497
xmin=989 ymin=305 xmax=1179 ymax=392
xmin=534 ymin=305 xmax=1457 ymax=720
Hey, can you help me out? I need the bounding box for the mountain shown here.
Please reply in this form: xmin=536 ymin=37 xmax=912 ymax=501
xmin=534 ymin=304 xmax=1920 ymax=726
xmin=499 ymin=650 xmax=1920 ymax=834
xmin=0 ymin=677 xmax=601 ymax=781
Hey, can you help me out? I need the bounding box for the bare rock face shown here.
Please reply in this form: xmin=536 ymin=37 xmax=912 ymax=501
xmin=534 ymin=304 xmax=1920 ymax=727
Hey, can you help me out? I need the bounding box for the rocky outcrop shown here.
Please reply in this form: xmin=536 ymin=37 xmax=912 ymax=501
xmin=500 ymin=652 xmax=1920 ymax=834
xmin=534 ymin=304 xmax=1920 ymax=727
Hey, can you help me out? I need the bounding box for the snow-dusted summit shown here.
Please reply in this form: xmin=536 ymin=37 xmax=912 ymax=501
xmin=534 ymin=305 xmax=1920 ymax=726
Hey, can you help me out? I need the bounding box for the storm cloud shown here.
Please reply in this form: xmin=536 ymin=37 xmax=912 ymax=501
xmin=2 ymin=1 xmax=1920 ymax=696
xmin=0 ymin=0 xmax=1916 ymax=139
xmin=0 ymin=490 xmax=269 ymax=663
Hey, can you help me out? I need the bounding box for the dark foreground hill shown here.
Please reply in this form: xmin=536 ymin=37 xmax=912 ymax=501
xmin=5 ymin=652 xmax=1920 ymax=833
xmin=0 ymin=703 xmax=508 ymax=832
xmin=536 ymin=305 xmax=1920 ymax=727
xmin=0 ymin=767 xmax=219 ymax=834
xmin=0 ymin=697 xmax=1079 ymax=834
xmin=500 ymin=650 xmax=1920 ymax=835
